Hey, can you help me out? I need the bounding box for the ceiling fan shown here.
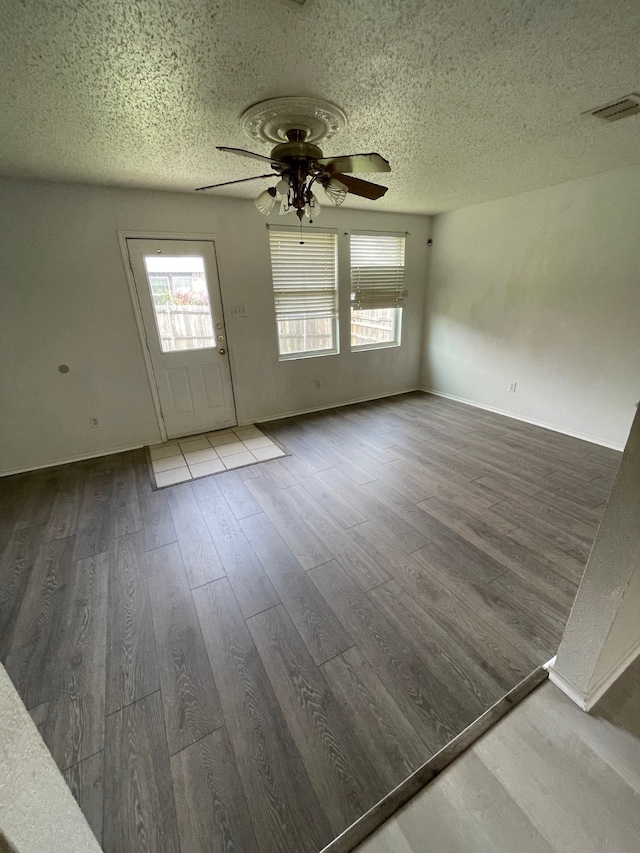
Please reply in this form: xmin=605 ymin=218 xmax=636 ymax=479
xmin=195 ymin=96 xmax=390 ymax=221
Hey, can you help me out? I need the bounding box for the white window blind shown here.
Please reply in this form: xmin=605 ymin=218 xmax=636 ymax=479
xmin=269 ymin=229 xmax=338 ymax=322
xmin=350 ymin=234 xmax=407 ymax=309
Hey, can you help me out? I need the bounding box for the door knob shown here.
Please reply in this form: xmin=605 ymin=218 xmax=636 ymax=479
xmin=219 ymin=348 xmax=227 ymax=355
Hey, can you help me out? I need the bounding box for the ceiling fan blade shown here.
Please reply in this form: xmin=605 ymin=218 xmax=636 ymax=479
xmin=217 ymin=146 xmax=286 ymax=167
xmin=195 ymin=174 xmax=275 ymax=192
xmin=333 ymin=173 xmax=388 ymax=200
xmin=315 ymin=153 xmax=390 ymax=174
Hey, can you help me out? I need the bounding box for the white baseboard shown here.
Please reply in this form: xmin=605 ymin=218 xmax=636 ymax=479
xmin=253 ymin=387 xmax=421 ymax=425
xmin=0 ymin=442 xmax=146 ymax=477
xmin=548 ymin=640 xmax=640 ymax=711
xmin=420 ymin=388 xmax=624 ymax=452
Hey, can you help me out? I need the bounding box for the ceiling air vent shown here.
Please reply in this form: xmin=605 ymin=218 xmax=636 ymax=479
xmin=585 ymin=94 xmax=640 ymax=123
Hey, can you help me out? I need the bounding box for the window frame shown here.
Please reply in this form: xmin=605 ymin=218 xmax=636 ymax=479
xmin=350 ymin=305 xmax=403 ymax=352
xmin=349 ymin=232 xmax=406 ymax=352
xmin=268 ymin=226 xmax=340 ymax=361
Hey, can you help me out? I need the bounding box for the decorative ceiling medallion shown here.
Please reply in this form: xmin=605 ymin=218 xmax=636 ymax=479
xmin=241 ymin=96 xmax=347 ymax=145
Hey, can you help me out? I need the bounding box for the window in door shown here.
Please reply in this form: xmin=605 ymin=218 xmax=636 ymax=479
xmin=350 ymin=234 xmax=407 ymax=350
xmin=269 ymin=228 xmax=339 ymax=360
xmin=144 ymin=255 xmax=216 ymax=352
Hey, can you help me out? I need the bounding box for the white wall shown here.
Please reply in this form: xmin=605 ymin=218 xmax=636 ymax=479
xmin=0 ymin=178 xmax=430 ymax=474
xmin=422 ymin=164 xmax=640 ymax=449
xmin=551 ymin=403 xmax=640 ymax=709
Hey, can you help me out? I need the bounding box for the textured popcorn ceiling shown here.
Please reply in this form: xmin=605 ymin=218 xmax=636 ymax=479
xmin=0 ymin=0 xmax=639 ymax=213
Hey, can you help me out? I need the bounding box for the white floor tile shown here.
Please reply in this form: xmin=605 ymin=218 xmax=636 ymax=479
xmin=233 ymin=426 xmax=263 ymax=439
xmin=155 ymin=466 xmax=192 ymax=487
xmin=241 ymin=436 xmax=274 ymax=451
xmin=183 ymin=447 xmax=220 ymax=465
xmin=208 ymin=433 xmax=241 ymax=447
xmin=216 ymin=441 xmax=249 ymax=458
xmin=223 ymin=451 xmax=256 ymax=469
xmin=178 ymin=436 xmax=211 ymax=452
xmin=188 ymin=458 xmax=226 ymax=477
xmin=252 ymin=445 xmax=286 ymax=462
xmin=149 ymin=443 xmax=181 ymax=460
xmin=152 ymin=454 xmax=186 ymax=473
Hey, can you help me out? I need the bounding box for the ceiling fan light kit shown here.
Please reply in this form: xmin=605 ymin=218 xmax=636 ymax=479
xmin=196 ymin=96 xmax=390 ymax=221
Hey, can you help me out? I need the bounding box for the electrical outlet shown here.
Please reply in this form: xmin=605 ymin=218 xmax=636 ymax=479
xmin=314 ymin=379 xmax=321 ymax=389
xmin=89 ymin=416 xmax=101 ymax=428
xmin=508 ymin=381 xmax=517 ymax=393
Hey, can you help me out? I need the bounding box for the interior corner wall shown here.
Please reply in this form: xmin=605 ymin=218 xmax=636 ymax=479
xmin=0 ymin=178 xmax=431 ymax=475
xmin=421 ymin=164 xmax=640 ymax=450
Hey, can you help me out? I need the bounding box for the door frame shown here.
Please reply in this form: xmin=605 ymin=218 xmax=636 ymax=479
xmin=117 ymin=230 xmax=238 ymax=442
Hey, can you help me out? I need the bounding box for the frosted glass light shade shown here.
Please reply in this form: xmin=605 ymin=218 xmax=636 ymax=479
xmin=255 ymin=187 xmax=277 ymax=215
xmin=324 ymin=177 xmax=347 ymax=206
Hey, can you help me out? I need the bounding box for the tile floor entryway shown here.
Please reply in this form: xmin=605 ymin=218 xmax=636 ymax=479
xmin=148 ymin=425 xmax=285 ymax=487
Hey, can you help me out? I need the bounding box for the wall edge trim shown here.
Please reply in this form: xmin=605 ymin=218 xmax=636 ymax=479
xmin=549 ymin=639 xmax=640 ymax=711
xmin=0 ymin=442 xmax=146 ymax=478
xmin=255 ymin=387 xmax=421 ymax=424
xmin=420 ymin=388 xmax=624 ymax=451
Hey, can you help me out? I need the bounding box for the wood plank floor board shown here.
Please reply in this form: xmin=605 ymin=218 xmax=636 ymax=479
xmin=350 ymin=525 xmax=537 ymax=689
xmin=64 ymin=751 xmax=105 ymax=848
xmin=321 ymin=646 xmax=431 ymax=792
xmin=248 ymin=603 xmax=386 ymax=835
xmin=213 ymin=469 xmax=263 ymax=519
xmin=171 ymin=726 xmax=260 ymax=853
xmin=309 ymin=559 xmax=475 ymax=753
xmin=14 ymin=467 xmax=60 ymax=530
xmin=246 ymin=475 xmax=334 ymax=570
xmin=145 ymin=542 xmax=223 ymax=755
xmin=490 ymin=493 xmax=598 ymax=545
xmin=4 ymin=535 xmax=76 ymax=709
xmin=73 ymin=470 xmax=115 ymax=561
xmin=135 ymin=460 xmax=177 ymax=552
xmin=44 ymin=551 xmax=108 ymax=770
xmin=277 ymin=484 xmax=390 ymax=591
xmin=504 ymin=526 xmax=586 ymax=585
xmin=417 ymin=495 xmax=517 ymax=544
xmin=489 ymin=499 xmax=591 ymax=562
xmin=43 ymin=465 xmax=81 ymax=542
xmin=28 ymin=699 xmax=49 ymax=736
xmin=256 ymin=458 xmax=299 ymax=490
xmin=473 ymin=693 xmax=640 ymax=853
xmin=542 ymin=472 xmax=614 ymax=510
xmin=277 ymin=456 xmax=370 ymax=528
xmin=330 ymin=444 xmax=433 ymax=503
xmin=0 ymin=522 xmax=46 ymax=660
xmin=189 ymin=473 xmax=223 ymax=501
xmin=103 ymin=691 xmax=180 ymax=853
xmin=317 ymin=469 xmax=429 ymax=554
xmin=413 ymin=544 xmax=558 ymax=662
xmin=108 ymin=456 xmax=142 ymax=539
xmin=199 ymin=496 xmax=280 ymax=618
xmin=369 ymin=580 xmax=505 ymax=717
xmin=105 ymin=532 xmax=159 ymax=715
xmin=166 ymin=483 xmax=226 ymax=588
xmin=240 ymin=512 xmax=353 ymax=665
xmin=192 ymin=578 xmax=333 ymax=853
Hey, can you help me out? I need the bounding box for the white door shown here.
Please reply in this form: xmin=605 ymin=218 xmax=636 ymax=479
xmin=127 ymin=238 xmax=236 ymax=438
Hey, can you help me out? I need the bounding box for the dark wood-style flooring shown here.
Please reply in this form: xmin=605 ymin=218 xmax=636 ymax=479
xmin=0 ymin=393 xmax=620 ymax=853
